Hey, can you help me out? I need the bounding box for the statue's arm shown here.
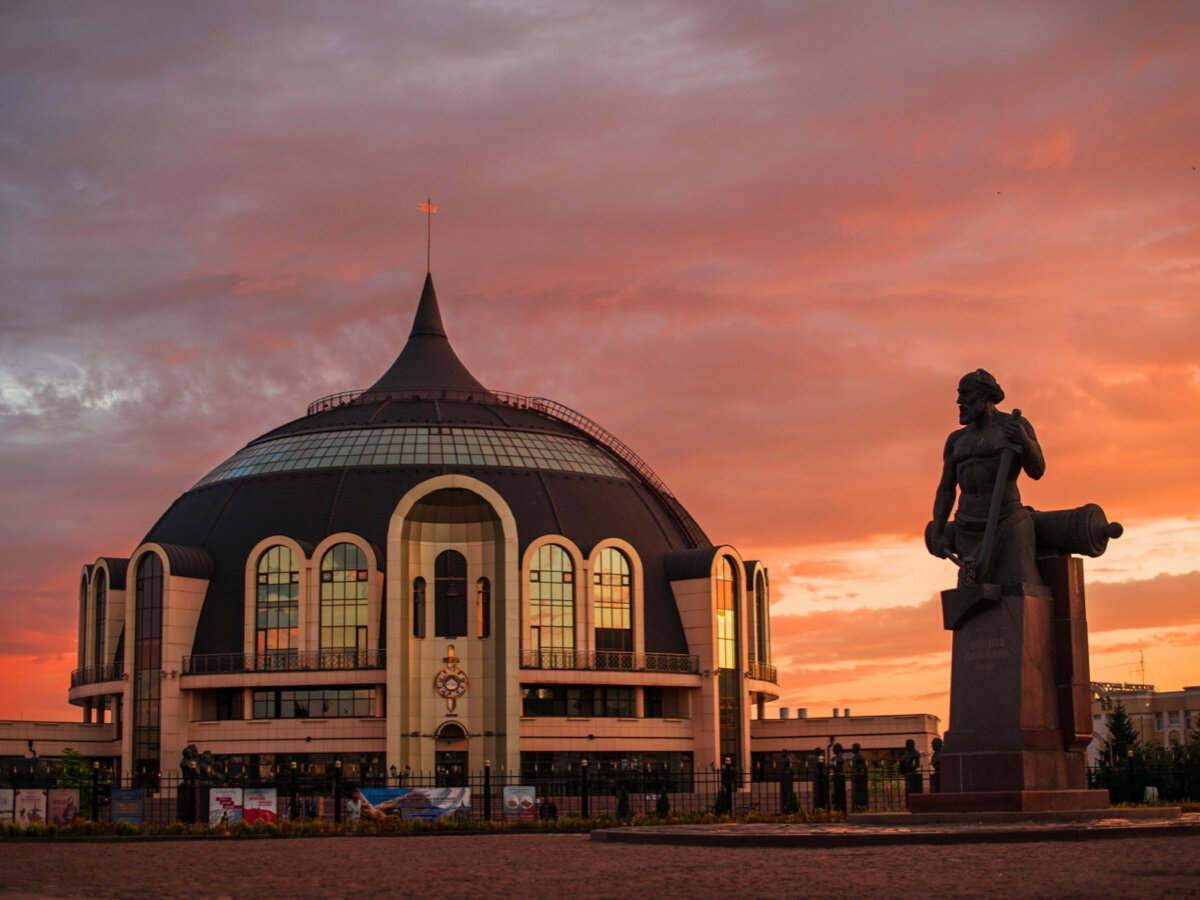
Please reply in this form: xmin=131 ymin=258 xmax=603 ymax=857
xmin=1007 ymin=413 xmax=1045 ymax=480
xmin=929 ymin=432 xmax=959 ymax=550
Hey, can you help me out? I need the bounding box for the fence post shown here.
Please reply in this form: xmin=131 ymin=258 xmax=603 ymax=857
xmin=290 ymin=761 xmax=299 ymax=821
xmin=333 ymin=759 xmax=342 ymax=824
xmin=580 ymin=758 xmax=590 ymax=819
xmin=90 ymin=761 xmax=100 ymax=820
xmin=483 ymin=760 xmax=492 ymax=821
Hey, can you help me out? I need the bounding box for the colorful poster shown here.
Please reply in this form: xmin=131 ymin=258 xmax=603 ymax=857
xmin=110 ymin=788 xmax=143 ymax=824
xmin=242 ymin=787 xmax=277 ymax=825
xmin=48 ymin=789 xmax=81 ymax=825
xmin=356 ymin=786 xmax=471 ymax=821
xmin=503 ymin=786 xmax=536 ymax=821
xmin=208 ymin=787 xmax=244 ymax=826
xmin=0 ymin=788 xmax=13 ymax=823
xmin=15 ymin=789 xmax=47 ymax=826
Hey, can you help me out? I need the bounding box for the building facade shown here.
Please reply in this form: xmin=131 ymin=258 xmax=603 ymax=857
xmin=1089 ymin=682 xmax=1200 ymax=763
xmin=67 ymin=274 xmax=780 ymax=785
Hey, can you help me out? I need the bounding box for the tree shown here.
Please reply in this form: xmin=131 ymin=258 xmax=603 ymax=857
xmin=1102 ymin=703 xmax=1139 ymax=762
xmin=55 ymin=747 xmax=94 ymax=820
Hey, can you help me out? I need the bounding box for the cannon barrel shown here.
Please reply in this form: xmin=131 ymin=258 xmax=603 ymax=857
xmin=1033 ymin=503 xmax=1122 ymax=558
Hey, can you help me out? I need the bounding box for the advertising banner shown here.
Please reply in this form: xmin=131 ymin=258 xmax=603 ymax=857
xmin=356 ymin=786 xmax=471 ymax=821
xmin=48 ymin=789 xmax=81 ymax=825
xmin=15 ymin=789 xmax=48 ymax=826
xmin=208 ymin=787 xmax=244 ymax=826
xmin=242 ymin=787 xmax=277 ymax=825
xmin=110 ymin=788 xmax=143 ymax=824
xmin=0 ymin=788 xmax=13 ymax=823
xmin=502 ymin=786 xmax=536 ymax=821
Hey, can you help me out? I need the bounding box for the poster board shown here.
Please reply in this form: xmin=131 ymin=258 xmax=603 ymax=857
xmin=48 ymin=789 xmax=81 ymax=825
xmin=503 ymin=786 xmax=536 ymax=821
xmin=242 ymin=787 xmax=277 ymax=825
xmin=0 ymin=788 xmax=13 ymax=823
xmin=111 ymin=788 xmax=143 ymax=824
xmin=356 ymin=787 xmax=470 ymax=821
xmin=14 ymin=789 xmax=47 ymax=826
xmin=208 ymin=787 xmax=244 ymax=825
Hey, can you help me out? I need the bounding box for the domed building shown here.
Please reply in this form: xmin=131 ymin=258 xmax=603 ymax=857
xmin=69 ymin=273 xmax=779 ymax=785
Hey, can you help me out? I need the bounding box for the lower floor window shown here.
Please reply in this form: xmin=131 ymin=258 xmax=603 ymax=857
xmin=253 ymin=686 xmax=376 ymax=719
xmin=520 ymin=751 xmax=693 ymax=789
xmin=521 ymin=685 xmax=634 ymax=717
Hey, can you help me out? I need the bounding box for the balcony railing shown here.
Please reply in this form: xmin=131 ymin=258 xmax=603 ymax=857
xmin=182 ymin=649 xmax=386 ymax=676
xmin=70 ymin=661 xmax=125 ymax=688
xmin=520 ymin=649 xmax=699 ymax=674
xmin=747 ymin=660 xmax=778 ymax=683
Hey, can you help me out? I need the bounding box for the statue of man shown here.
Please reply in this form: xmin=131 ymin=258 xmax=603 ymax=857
xmin=928 ymin=369 xmax=1045 ymax=586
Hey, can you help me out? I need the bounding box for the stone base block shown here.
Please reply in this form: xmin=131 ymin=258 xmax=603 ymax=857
xmin=908 ymin=789 xmax=1109 ymax=814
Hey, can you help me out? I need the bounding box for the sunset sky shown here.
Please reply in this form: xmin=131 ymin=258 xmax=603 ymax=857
xmin=2 ymin=2 xmax=1198 ymax=727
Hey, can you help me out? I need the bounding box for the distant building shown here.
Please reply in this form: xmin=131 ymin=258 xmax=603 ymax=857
xmin=750 ymin=709 xmax=941 ymax=779
xmin=1088 ymin=682 xmax=1200 ymax=764
xmin=56 ymin=273 xmax=782 ymax=785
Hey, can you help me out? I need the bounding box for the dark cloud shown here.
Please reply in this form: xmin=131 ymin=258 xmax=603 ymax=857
xmin=3 ymin=1 xmax=1200 ymax=718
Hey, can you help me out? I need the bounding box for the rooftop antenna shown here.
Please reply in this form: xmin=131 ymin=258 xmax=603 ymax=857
xmin=416 ymin=198 xmax=438 ymax=272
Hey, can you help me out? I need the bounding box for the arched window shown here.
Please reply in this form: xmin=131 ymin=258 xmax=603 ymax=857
xmin=133 ymin=552 xmax=164 ymax=781
xmin=435 ymin=550 xmax=467 ymax=637
xmin=93 ymin=569 xmax=108 ymax=667
xmin=256 ymin=545 xmax=299 ymax=669
xmin=529 ymin=544 xmax=574 ymax=668
xmin=716 ymin=555 xmax=741 ymax=767
xmin=594 ymin=548 xmax=632 ymax=667
xmin=413 ymin=577 xmax=427 ymax=639
xmin=476 ymin=577 xmax=491 ymax=639
xmin=754 ymin=570 xmax=770 ymax=666
xmin=320 ymin=542 xmax=368 ymax=668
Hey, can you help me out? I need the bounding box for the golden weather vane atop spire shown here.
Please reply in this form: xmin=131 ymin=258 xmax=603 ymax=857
xmin=416 ymin=198 xmax=438 ymax=272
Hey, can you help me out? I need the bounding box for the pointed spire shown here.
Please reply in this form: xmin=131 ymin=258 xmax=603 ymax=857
xmin=367 ymin=274 xmax=485 ymax=393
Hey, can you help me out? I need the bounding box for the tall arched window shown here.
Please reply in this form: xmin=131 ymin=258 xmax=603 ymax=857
xmin=754 ymin=570 xmax=770 ymax=666
xmin=716 ymin=556 xmax=741 ymax=766
xmin=594 ymin=548 xmax=632 ymax=667
xmin=477 ymin=577 xmax=491 ymax=639
xmin=93 ymin=569 xmax=108 ymax=668
xmin=320 ymin=542 xmax=368 ymax=668
xmin=413 ymin=577 xmax=427 ymax=639
xmin=435 ymin=550 xmax=467 ymax=637
xmin=256 ymin=545 xmax=299 ymax=669
xmin=529 ymin=544 xmax=574 ymax=668
xmin=133 ymin=552 xmax=163 ymax=781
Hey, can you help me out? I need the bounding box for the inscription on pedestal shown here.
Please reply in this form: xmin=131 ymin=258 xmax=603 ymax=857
xmin=963 ymin=636 xmax=1008 ymax=670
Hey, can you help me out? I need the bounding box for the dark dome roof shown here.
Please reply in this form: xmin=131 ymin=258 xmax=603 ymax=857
xmin=141 ymin=274 xmax=709 ymax=657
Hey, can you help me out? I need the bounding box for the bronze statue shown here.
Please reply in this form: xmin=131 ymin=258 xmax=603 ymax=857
xmin=899 ymin=739 xmax=922 ymax=795
xmin=830 ymin=743 xmax=847 ymax=813
xmin=851 ymin=743 xmax=868 ymax=811
xmin=927 ymin=369 xmax=1043 ymax=587
xmin=926 ymin=369 xmax=1121 ymax=627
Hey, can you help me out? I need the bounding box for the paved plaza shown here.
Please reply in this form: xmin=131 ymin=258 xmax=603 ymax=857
xmin=2 ymin=824 xmax=1199 ymax=899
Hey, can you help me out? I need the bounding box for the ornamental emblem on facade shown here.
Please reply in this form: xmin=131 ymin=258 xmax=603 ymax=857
xmin=434 ymin=644 xmax=468 ymax=712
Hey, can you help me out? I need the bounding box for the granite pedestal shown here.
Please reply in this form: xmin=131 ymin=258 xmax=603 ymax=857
xmin=910 ymin=556 xmax=1108 ymax=813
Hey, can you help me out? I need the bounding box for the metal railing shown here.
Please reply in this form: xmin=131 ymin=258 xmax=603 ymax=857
xmin=746 ymin=660 xmax=778 ymax=683
xmin=3 ymin=765 xmax=964 ymax=825
xmin=182 ymin=649 xmax=386 ymax=676
xmin=520 ymin=649 xmax=699 ymax=674
xmin=304 ymin=385 xmax=709 ymax=549
xmin=70 ymin=661 xmax=125 ymax=688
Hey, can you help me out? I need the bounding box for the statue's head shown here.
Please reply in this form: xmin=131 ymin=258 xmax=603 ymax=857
xmin=905 ymin=738 xmax=916 ymax=750
xmin=852 ymin=743 xmax=861 ymax=752
xmin=957 ymin=369 xmax=1004 ymax=424
xmin=932 ymin=737 xmax=943 ymax=750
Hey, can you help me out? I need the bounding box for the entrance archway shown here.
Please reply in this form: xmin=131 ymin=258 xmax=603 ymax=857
xmin=435 ymin=721 xmax=468 ymax=786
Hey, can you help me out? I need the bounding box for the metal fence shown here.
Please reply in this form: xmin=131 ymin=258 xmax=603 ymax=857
xmin=15 ymin=762 xmax=1196 ymax=826
xmin=5 ymin=765 xmax=944 ymax=825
